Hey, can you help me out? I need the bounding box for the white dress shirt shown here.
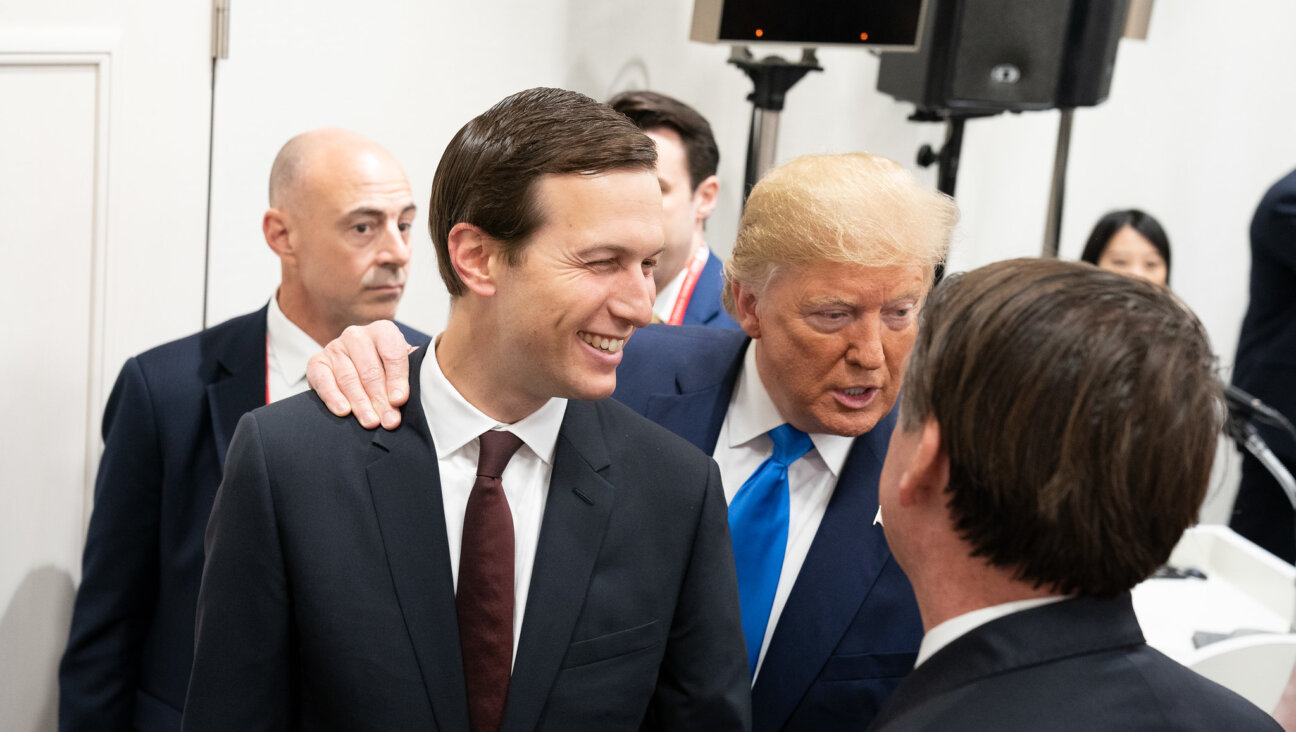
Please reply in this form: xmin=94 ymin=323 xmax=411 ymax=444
xmin=420 ymin=340 xmax=568 ymax=664
xmin=712 ymin=343 xmax=855 ymax=680
xmin=914 ymin=595 xmax=1069 ymax=668
xmin=652 ymin=245 xmax=710 ymax=323
xmin=265 ymin=293 xmax=323 ymax=404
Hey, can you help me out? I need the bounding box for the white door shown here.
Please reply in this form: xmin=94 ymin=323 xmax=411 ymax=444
xmin=0 ymin=3 xmax=212 ymax=729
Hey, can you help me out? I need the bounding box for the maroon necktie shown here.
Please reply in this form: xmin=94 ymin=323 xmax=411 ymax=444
xmin=458 ymin=429 xmax=523 ymax=732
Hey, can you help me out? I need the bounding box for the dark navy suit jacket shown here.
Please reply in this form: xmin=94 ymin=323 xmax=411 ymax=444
xmin=59 ymin=306 xmax=428 ymax=732
xmin=181 ymin=345 xmax=749 ymax=731
xmin=614 ymin=325 xmax=924 ymax=731
xmin=680 ymin=251 xmax=741 ymax=330
xmin=1231 ymin=167 xmax=1296 ymax=562
xmin=868 ymin=594 xmax=1280 ymax=731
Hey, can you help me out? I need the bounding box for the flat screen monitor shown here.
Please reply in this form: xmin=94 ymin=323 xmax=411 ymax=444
xmin=691 ymin=0 xmax=928 ymax=50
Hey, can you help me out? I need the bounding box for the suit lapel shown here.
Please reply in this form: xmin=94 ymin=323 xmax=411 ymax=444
xmin=752 ymin=409 xmax=898 ymax=730
xmin=642 ymin=338 xmax=746 ymax=454
xmin=366 ymin=346 xmax=470 ymax=731
xmin=502 ymin=400 xmax=616 ymax=732
xmin=204 ymin=306 xmax=268 ymax=470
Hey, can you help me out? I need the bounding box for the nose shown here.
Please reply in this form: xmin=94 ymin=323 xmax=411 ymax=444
xmin=376 ymin=220 xmax=412 ymax=268
xmin=844 ymin=313 xmax=886 ymax=370
xmin=610 ymin=265 xmax=656 ymax=328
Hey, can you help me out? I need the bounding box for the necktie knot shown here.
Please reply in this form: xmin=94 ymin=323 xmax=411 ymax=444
xmin=768 ymin=424 xmax=812 ymax=467
xmin=477 ymin=430 xmax=523 ymax=479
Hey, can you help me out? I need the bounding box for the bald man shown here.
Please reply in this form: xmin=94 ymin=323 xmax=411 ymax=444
xmin=58 ymin=129 xmax=430 ymax=732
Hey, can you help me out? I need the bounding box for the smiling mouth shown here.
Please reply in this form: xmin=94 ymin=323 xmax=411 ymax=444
xmin=579 ymin=331 xmax=627 ymax=353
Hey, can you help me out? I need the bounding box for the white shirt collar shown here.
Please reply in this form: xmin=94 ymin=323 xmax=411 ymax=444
xmin=915 ymin=595 xmax=1069 ymax=668
xmin=728 ymin=340 xmax=855 ymax=478
xmin=266 ymin=291 xmax=325 ymax=386
xmin=419 ymin=338 xmax=567 ymax=464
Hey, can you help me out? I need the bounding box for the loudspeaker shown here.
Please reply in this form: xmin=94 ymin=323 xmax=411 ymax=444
xmin=876 ymin=0 xmax=1129 ymax=114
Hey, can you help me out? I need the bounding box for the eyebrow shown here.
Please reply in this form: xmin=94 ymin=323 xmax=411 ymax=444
xmin=345 ymin=204 xmax=418 ymax=220
xmin=578 ymin=244 xmax=665 ymax=259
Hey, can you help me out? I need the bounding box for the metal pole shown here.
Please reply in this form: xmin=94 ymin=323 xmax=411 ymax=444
xmin=745 ymin=108 xmax=781 ymax=198
xmin=1042 ymin=108 xmax=1074 ymax=258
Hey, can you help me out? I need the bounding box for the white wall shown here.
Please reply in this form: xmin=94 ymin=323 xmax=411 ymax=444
xmin=0 ymin=3 xmax=212 ymax=730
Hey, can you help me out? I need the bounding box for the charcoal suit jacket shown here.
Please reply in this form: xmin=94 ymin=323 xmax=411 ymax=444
xmin=181 ymin=344 xmax=750 ymax=732
xmin=59 ymin=306 xmax=428 ymax=732
xmin=867 ymin=594 xmax=1281 ymax=731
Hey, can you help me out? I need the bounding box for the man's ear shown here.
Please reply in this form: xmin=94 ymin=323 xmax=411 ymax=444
xmin=731 ymin=280 xmax=762 ymax=340
xmin=692 ymin=175 xmax=720 ymax=223
xmin=898 ymin=418 xmax=950 ymax=508
xmin=263 ymin=209 xmax=293 ymax=261
xmin=447 ymin=223 xmax=497 ymax=297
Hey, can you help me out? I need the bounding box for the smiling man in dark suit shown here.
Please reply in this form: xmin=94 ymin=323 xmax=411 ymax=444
xmin=309 ymin=151 xmax=960 ymax=730
xmin=870 ymin=258 xmax=1279 ymax=732
xmin=181 ymin=88 xmax=748 ymax=732
xmin=59 ymin=128 xmax=427 ymax=732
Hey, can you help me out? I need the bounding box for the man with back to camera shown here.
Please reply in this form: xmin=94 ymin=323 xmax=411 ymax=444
xmin=869 ymin=257 xmax=1280 ymax=731
xmin=58 ymin=128 xmax=428 ymax=732
xmin=607 ymin=90 xmax=739 ymax=329
xmin=180 ymin=88 xmax=749 ymax=732
xmin=308 ymin=152 xmax=958 ymax=730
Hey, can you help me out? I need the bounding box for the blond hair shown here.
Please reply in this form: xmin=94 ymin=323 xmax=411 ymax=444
xmin=722 ymin=153 xmax=958 ymax=314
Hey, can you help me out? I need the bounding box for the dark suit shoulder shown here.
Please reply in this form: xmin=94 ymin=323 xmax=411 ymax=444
xmin=1124 ymin=646 xmax=1282 ymax=730
xmin=245 ymin=387 xmax=379 ymax=451
xmin=574 ymin=397 xmax=719 ymax=511
xmin=616 ymin=325 xmax=747 ymax=405
xmin=131 ymin=308 xmax=266 ymax=387
xmin=585 ymin=396 xmax=713 ymax=466
xmin=623 ymin=324 xmax=747 ymax=371
xmin=133 ymin=308 xmax=262 ymax=365
xmin=394 ymin=320 xmax=431 ymax=347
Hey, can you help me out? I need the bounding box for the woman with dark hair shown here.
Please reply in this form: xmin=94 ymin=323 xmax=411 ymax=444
xmin=1080 ymin=209 xmax=1171 ymax=286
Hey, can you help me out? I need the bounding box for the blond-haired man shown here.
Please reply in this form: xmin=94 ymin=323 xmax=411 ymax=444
xmin=309 ymin=152 xmax=958 ymax=730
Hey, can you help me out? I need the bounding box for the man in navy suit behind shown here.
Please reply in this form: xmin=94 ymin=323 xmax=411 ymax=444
xmin=607 ymin=90 xmax=740 ymax=330
xmin=59 ymin=128 xmax=429 ymax=732
xmin=310 ymin=151 xmax=961 ymax=730
xmin=870 ymin=258 xmax=1279 ymax=731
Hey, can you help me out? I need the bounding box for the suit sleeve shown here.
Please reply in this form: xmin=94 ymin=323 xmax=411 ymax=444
xmin=643 ymin=459 xmax=752 ymax=731
xmin=182 ymin=413 xmax=293 ymax=732
xmin=1256 ymin=174 xmax=1296 ymax=271
xmin=59 ymin=357 xmax=163 ymax=731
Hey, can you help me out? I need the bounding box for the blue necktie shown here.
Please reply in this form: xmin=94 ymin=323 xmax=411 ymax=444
xmin=728 ymin=424 xmax=813 ymax=674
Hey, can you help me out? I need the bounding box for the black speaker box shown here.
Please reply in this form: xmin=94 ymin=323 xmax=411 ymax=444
xmin=876 ymin=0 xmax=1129 ymax=114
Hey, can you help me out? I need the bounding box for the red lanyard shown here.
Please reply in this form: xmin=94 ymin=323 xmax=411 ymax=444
xmin=666 ymin=247 xmax=709 ymax=326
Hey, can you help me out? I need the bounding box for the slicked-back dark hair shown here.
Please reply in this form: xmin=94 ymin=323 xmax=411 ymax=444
xmin=1080 ymin=209 xmax=1173 ymax=284
xmin=900 ymin=258 xmax=1221 ymax=597
xmin=429 ymin=87 xmax=658 ymax=297
xmin=607 ymin=89 xmax=719 ymax=192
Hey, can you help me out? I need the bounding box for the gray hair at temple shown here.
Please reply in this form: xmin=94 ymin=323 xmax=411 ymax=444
xmin=722 ymin=152 xmax=958 ymax=315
